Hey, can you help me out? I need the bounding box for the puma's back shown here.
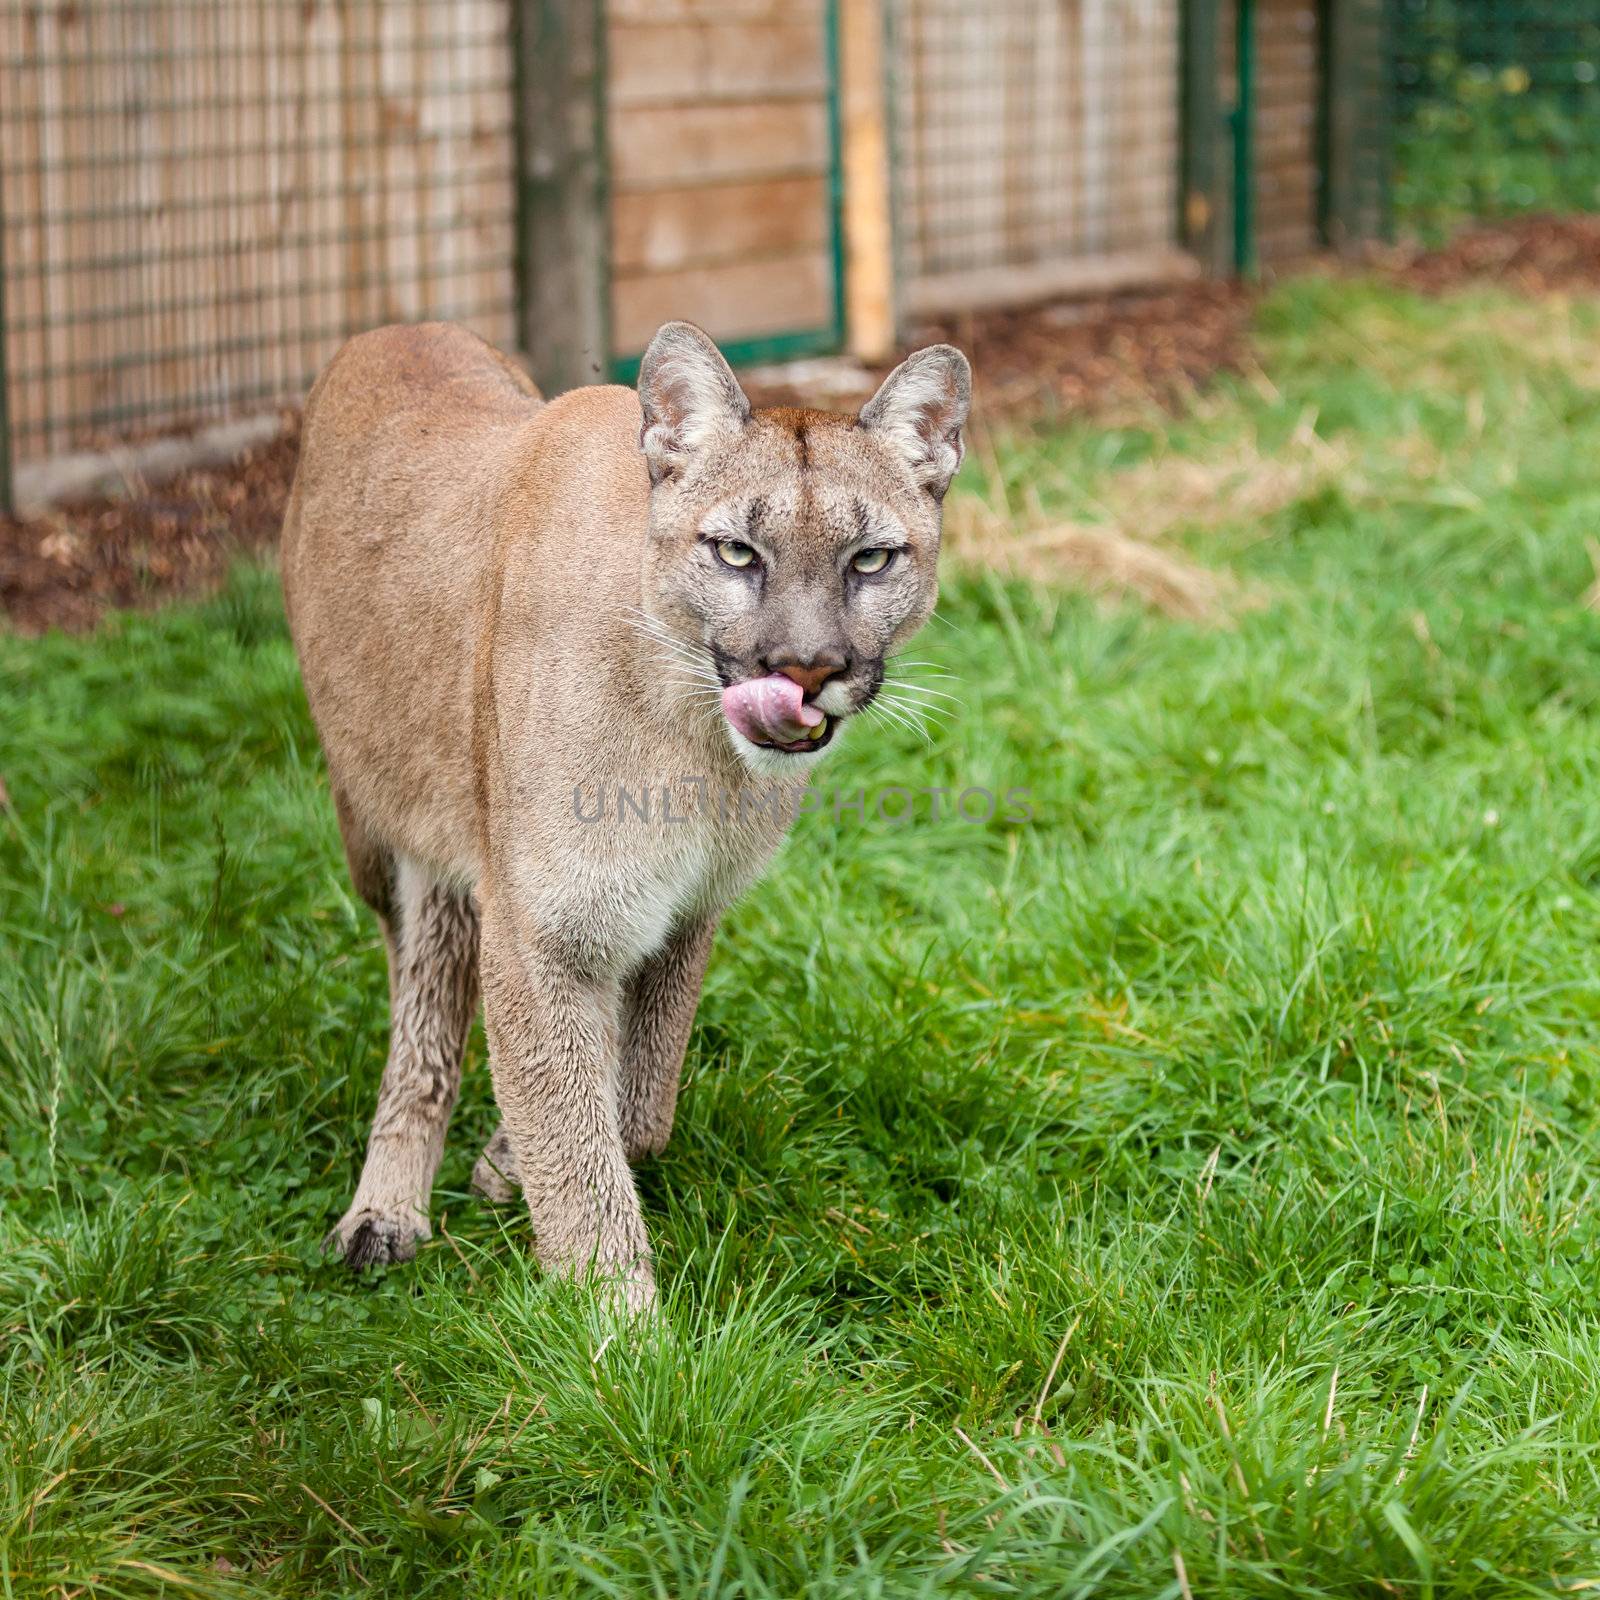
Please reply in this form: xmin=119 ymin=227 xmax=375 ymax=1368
xmin=282 ymin=321 xmax=656 ymax=880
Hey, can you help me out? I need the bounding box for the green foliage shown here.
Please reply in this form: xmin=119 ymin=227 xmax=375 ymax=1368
xmin=1392 ymin=0 xmax=1600 ymax=239
xmin=4 ymin=279 xmax=1600 ymax=1593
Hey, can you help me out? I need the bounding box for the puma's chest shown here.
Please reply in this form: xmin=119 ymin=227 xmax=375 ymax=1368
xmin=542 ymin=773 xmax=794 ymax=972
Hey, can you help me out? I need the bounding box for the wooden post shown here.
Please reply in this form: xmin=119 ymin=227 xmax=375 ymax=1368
xmin=514 ymin=0 xmax=608 ymax=394
xmin=1181 ymin=0 xmax=1229 ymax=276
xmin=839 ymin=0 xmax=896 ymax=361
xmin=1323 ymin=0 xmax=1390 ymax=252
xmin=0 ymin=145 xmax=11 ymax=516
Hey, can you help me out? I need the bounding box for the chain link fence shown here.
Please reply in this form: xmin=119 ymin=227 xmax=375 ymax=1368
xmin=6 ymin=1 xmax=1600 ymax=516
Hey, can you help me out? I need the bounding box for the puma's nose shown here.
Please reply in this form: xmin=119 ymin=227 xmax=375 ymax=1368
xmin=769 ymin=654 xmax=849 ymax=699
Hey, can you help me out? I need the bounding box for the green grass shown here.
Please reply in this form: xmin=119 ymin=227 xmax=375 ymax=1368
xmin=6 ymin=276 xmax=1600 ymax=1596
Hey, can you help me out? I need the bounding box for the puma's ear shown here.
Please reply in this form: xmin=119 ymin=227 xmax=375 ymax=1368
xmin=637 ymin=321 xmax=751 ymax=485
xmin=857 ymin=344 xmax=972 ymax=500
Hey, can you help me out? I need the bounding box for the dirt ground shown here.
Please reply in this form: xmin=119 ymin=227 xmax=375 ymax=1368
xmin=2 ymin=417 xmax=300 ymax=635
xmin=4 ymin=215 xmax=1597 ymax=635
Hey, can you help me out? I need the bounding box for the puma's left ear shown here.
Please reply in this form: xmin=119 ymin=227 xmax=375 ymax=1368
xmin=638 ymin=321 xmax=751 ymax=486
xmin=857 ymin=344 xmax=972 ymax=500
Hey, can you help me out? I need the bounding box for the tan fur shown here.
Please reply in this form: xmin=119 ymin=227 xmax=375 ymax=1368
xmin=282 ymin=320 xmax=968 ymax=1311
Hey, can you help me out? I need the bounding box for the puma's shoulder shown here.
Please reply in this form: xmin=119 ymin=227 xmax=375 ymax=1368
xmin=287 ymin=324 xmax=546 ymax=583
xmin=496 ymin=383 xmax=650 ymax=541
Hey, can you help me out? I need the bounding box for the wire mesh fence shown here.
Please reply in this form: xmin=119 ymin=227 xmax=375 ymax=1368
xmin=0 ymin=0 xmax=516 ymax=487
xmin=885 ymin=0 xmax=1189 ymax=318
xmin=1390 ymin=0 xmax=1600 ymax=239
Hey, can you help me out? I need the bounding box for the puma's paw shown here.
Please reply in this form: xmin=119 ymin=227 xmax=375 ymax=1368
xmin=471 ymin=1129 xmax=521 ymax=1204
xmin=580 ymin=1258 xmax=658 ymax=1322
xmin=324 ymin=1206 xmax=429 ymax=1270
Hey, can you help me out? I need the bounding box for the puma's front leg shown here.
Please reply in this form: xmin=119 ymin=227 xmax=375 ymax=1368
xmin=478 ymin=898 xmax=654 ymax=1311
xmin=618 ymin=918 xmax=716 ymax=1162
xmin=473 ymin=916 xmax=716 ymax=1191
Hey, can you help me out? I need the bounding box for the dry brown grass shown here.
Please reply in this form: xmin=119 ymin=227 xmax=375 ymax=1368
xmin=946 ymin=409 xmax=1352 ymax=623
xmin=1314 ymin=293 xmax=1600 ymax=399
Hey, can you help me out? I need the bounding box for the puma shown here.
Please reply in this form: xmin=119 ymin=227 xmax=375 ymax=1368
xmin=280 ymin=319 xmax=970 ymax=1311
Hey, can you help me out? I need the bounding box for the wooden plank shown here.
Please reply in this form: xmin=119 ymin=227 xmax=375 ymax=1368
xmin=901 ymin=247 xmax=1201 ymax=322
xmin=840 ymin=0 xmax=894 ymax=358
xmin=609 ymin=102 xmax=828 ymax=189
xmin=611 ymin=252 xmax=832 ymax=353
xmin=608 ymin=19 xmax=825 ymax=104
xmin=1254 ymin=0 xmax=1319 ymax=265
xmin=609 ymin=0 xmax=803 ymax=19
xmin=612 ymin=177 xmax=827 ymax=274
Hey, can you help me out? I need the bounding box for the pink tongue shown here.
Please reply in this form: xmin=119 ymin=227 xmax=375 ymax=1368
xmin=721 ymin=672 xmax=825 ymax=745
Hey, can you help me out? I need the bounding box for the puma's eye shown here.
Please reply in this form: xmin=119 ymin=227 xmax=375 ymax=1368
xmin=715 ymin=540 xmax=758 ymax=570
xmin=851 ymin=547 xmax=894 ymax=575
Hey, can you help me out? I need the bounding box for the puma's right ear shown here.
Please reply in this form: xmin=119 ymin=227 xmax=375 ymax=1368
xmin=857 ymin=344 xmax=972 ymax=501
xmin=637 ymin=321 xmax=751 ymax=486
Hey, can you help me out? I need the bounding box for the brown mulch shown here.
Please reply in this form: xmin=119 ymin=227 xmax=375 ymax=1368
xmin=1383 ymin=213 xmax=1600 ymax=298
xmin=907 ymin=277 xmax=1258 ymax=420
xmin=745 ymin=277 xmax=1258 ymax=423
xmin=1 ymin=414 xmax=300 ymax=635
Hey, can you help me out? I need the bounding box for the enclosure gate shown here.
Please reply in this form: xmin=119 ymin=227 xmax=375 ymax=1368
xmin=603 ymin=0 xmax=846 ymax=379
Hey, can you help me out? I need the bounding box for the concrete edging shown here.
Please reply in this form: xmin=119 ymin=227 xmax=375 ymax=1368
xmin=12 ymin=412 xmax=287 ymax=517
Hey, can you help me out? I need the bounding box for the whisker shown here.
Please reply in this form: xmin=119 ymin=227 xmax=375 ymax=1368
xmin=666 ymin=674 xmax=723 ymax=693
xmin=884 ymin=682 xmax=961 ymax=705
xmin=626 ymin=624 xmax=721 ymax=682
xmin=868 ymin=695 xmax=933 ymax=744
xmin=887 ymin=665 xmax=959 ymax=682
xmin=890 ymin=686 xmax=954 ymax=708
xmin=619 ymin=607 xmax=714 ymax=657
xmin=655 ymin=658 xmax=721 ymax=686
xmin=881 ymin=681 xmax=959 ymax=706
xmin=877 ymin=690 xmax=952 ymax=726
xmin=881 ymin=705 xmax=950 ymax=734
xmin=632 ymin=628 xmax=709 ymax=663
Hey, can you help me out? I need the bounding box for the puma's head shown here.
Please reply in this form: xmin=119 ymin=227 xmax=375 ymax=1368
xmin=636 ymin=321 xmax=971 ymax=776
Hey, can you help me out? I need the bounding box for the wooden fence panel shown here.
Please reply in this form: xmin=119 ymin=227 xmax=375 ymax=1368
xmin=605 ymin=0 xmax=839 ymax=367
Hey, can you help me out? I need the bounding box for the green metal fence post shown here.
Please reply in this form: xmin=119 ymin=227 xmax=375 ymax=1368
xmin=1231 ymin=0 xmax=1257 ymax=274
xmin=823 ymin=0 xmax=847 ymax=356
xmin=514 ymin=0 xmax=609 ymax=394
